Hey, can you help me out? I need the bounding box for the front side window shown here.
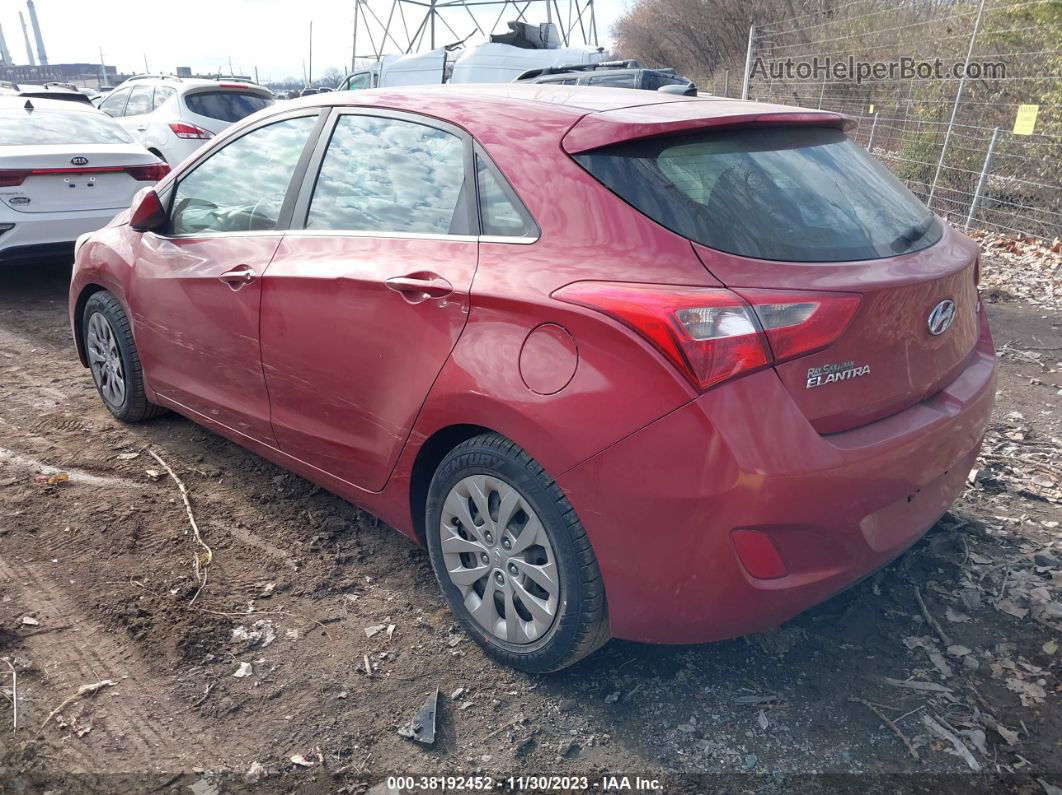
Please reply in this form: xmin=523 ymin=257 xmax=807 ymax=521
xmin=306 ymin=114 xmax=467 ymax=235
xmin=575 ymin=126 xmax=942 ymax=262
xmin=170 ymin=115 xmax=317 ymax=235
xmin=99 ymin=87 xmax=130 ymax=117
xmin=348 ymin=73 xmax=372 ymax=90
xmin=124 ymin=85 xmax=154 ymax=116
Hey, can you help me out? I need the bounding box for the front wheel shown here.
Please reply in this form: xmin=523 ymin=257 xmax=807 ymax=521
xmin=83 ymin=291 xmax=166 ymax=422
xmin=425 ymin=433 xmax=609 ymax=672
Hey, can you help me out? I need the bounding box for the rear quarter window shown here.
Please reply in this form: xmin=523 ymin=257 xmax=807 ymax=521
xmin=575 ymin=126 xmax=942 ymax=262
xmin=183 ymin=91 xmax=272 ymax=122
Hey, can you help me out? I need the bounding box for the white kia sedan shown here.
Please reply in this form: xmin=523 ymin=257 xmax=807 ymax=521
xmin=0 ymin=96 xmax=168 ymax=265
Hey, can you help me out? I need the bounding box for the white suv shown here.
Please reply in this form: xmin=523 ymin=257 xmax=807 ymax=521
xmin=98 ymin=76 xmax=274 ymax=166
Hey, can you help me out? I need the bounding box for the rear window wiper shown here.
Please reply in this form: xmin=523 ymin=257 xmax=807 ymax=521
xmin=889 ymin=215 xmax=935 ymax=253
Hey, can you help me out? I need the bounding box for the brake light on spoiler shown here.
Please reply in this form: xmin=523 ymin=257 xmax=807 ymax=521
xmin=554 ymin=282 xmax=861 ymax=391
xmin=0 ymin=162 xmax=170 ymax=187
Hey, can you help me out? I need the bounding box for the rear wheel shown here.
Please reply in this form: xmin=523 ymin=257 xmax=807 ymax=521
xmin=425 ymin=433 xmax=609 ymax=672
xmin=83 ymin=291 xmax=165 ymax=422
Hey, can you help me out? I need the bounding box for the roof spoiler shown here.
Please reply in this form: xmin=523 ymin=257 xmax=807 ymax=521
xmin=562 ymin=105 xmax=855 ymax=154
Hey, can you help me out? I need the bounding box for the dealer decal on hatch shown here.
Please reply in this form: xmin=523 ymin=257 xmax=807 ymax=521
xmin=806 ymin=360 xmax=871 ymax=389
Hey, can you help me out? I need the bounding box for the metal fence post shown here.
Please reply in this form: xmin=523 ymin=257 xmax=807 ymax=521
xmin=866 ymin=112 xmax=879 ymax=151
xmin=724 ymin=68 xmax=730 ymax=97
xmin=927 ymin=0 xmax=987 ymax=208
xmin=741 ymin=24 xmax=755 ymax=100
xmin=817 ymin=73 xmax=827 ymax=108
xmin=965 ymin=127 xmax=1000 ymax=231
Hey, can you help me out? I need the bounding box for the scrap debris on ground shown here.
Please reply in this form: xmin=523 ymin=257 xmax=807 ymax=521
xmin=0 ymin=251 xmax=1059 ymax=791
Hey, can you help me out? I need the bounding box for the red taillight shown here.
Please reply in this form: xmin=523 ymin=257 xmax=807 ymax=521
xmin=0 ymin=170 xmax=30 ymax=187
xmin=737 ymin=289 xmax=861 ymax=365
xmin=554 ymin=282 xmax=861 ymax=391
xmin=169 ymin=121 xmax=214 ymax=140
xmin=0 ymin=164 xmax=170 ymax=184
xmin=731 ymin=529 xmax=788 ymax=580
xmin=126 ymin=162 xmax=171 ymax=181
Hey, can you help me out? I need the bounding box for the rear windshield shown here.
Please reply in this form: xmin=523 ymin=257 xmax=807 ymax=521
xmin=0 ymin=108 xmax=133 ymax=145
xmin=575 ymin=126 xmax=942 ymax=262
xmin=183 ymin=91 xmax=272 ymax=122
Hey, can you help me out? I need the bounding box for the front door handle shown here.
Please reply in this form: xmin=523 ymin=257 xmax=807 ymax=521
xmin=385 ymin=272 xmax=453 ymax=304
xmin=218 ymin=265 xmax=256 ymax=289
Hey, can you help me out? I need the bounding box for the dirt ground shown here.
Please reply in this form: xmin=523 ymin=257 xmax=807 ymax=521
xmin=0 ymin=254 xmax=1059 ymax=793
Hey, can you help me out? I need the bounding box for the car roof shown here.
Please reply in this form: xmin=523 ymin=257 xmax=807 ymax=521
xmin=0 ymin=95 xmax=102 ymax=113
xmin=276 ymin=84 xmax=843 ymax=147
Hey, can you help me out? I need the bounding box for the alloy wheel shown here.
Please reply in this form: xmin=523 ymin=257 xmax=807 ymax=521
xmin=86 ymin=312 xmax=127 ymax=409
xmin=439 ymin=474 xmax=559 ymax=644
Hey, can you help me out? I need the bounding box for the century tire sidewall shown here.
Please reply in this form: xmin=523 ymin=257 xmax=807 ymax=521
xmin=425 ymin=451 xmax=582 ymax=658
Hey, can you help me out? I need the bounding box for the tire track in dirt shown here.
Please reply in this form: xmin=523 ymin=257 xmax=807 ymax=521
xmin=0 ymin=557 xmax=229 ymax=773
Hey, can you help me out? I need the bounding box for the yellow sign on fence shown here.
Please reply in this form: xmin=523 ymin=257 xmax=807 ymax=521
xmin=1013 ymin=104 xmax=1039 ymax=136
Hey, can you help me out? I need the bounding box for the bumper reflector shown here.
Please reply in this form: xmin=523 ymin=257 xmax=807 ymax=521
xmin=731 ymin=529 xmax=788 ymax=580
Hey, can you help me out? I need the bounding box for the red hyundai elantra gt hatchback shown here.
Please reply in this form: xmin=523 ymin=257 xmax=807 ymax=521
xmin=69 ymin=85 xmax=996 ymax=672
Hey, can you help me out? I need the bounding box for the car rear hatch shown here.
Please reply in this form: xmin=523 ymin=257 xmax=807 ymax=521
xmin=565 ymin=100 xmax=981 ymax=433
xmin=179 ymin=84 xmax=273 ymax=135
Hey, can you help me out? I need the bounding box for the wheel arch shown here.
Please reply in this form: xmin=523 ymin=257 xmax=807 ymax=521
xmin=408 ymin=423 xmax=493 ymax=545
xmin=72 ymin=283 xmax=109 ymax=367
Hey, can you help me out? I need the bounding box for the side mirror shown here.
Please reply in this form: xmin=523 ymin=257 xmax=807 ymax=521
xmin=130 ymin=188 xmax=166 ymax=233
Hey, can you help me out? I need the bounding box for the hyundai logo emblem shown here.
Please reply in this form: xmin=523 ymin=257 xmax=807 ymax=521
xmin=70 ymin=156 xmax=89 ymax=166
xmin=927 ymin=299 xmax=956 ymax=336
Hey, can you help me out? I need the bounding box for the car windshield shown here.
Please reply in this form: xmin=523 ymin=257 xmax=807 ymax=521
xmin=0 ymin=108 xmax=134 ymax=146
xmin=183 ymin=91 xmax=272 ymax=122
xmin=575 ymin=125 xmax=942 ymax=262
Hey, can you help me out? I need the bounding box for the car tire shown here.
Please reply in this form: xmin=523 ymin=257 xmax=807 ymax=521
xmin=82 ymin=291 xmax=166 ymax=422
xmin=425 ymin=433 xmax=610 ymax=672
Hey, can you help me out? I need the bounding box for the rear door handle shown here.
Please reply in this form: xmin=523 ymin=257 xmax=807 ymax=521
xmin=385 ymin=272 xmax=453 ymax=304
xmin=218 ymin=265 xmax=256 ymax=289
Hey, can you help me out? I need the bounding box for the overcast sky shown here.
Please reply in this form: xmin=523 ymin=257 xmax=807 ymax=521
xmin=1 ymin=0 xmax=630 ymax=82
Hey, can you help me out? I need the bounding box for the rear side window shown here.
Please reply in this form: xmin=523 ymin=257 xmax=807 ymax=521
xmin=575 ymin=126 xmax=942 ymax=262
xmin=306 ymin=114 xmax=467 ymax=235
xmin=184 ymin=91 xmax=272 ymax=122
xmin=476 ymin=154 xmax=536 ymax=238
xmin=153 ymin=85 xmax=177 ymax=110
xmin=124 ymin=85 xmax=153 ymax=116
xmin=0 ymin=109 xmax=133 ymax=145
xmin=587 ymin=73 xmax=636 ymax=88
xmin=170 ymin=115 xmax=317 ymax=235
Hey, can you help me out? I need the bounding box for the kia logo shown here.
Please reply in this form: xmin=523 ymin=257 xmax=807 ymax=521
xmin=70 ymin=156 xmax=89 ymax=166
xmin=927 ymin=299 xmax=956 ymax=336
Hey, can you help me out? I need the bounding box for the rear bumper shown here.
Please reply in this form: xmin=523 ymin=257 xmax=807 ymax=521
xmin=558 ymin=306 xmax=997 ymax=643
xmin=0 ymin=207 xmax=121 ymax=265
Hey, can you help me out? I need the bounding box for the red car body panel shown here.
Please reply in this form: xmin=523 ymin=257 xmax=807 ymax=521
xmin=69 ymin=85 xmax=997 ymax=645
xmin=129 ymin=233 xmax=281 ymax=444
xmin=259 ymin=235 xmax=478 ymax=492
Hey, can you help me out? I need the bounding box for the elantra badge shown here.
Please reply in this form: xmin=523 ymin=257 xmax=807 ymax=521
xmin=70 ymin=156 xmax=89 ymax=166
xmin=927 ymin=299 xmax=956 ymax=336
xmin=807 ymin=360 xmax=871 ymax=389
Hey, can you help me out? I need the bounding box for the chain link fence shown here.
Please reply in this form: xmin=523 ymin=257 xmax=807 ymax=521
xmin=707 ymin=0 xmax=1061 ymax=241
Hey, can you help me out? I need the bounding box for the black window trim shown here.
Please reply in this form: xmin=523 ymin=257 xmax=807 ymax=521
xmin=153 ymin=107 xmax=328 ymax=240
xmin=287 ymin=106 xmax=479 ymax=241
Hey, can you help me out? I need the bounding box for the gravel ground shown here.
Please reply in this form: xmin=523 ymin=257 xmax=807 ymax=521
xmin=0 ymin=254 xmax=1059 ymax=793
